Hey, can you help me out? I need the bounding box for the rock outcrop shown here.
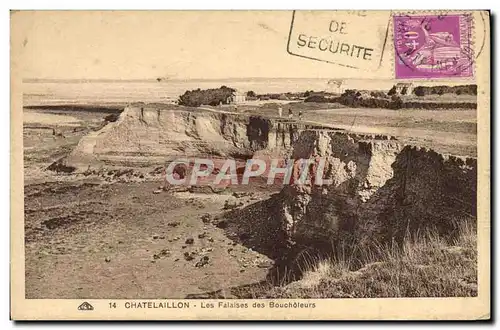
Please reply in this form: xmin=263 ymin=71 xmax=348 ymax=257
xmin=61 ymin=104 xmax=321 ymax=171
xmin=55 ymin=103 xmax=476 ymax=254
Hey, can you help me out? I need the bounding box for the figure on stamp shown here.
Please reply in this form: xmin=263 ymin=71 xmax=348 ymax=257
xmin=410 ymin=21 xmax=461 ymax=70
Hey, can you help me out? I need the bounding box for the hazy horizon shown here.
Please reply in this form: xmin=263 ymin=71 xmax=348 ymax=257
xmin=23 ymin=77 xmax=475 ymax=92
xmin=23 ymin=77 xmax=477 ymax=107
xmin=14 ymin=11 xmax=479 ymax=85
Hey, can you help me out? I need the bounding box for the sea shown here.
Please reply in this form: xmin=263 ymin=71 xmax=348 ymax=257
xmin=22 ymin=78 xmax=398 ymax=106
xmin=22 ymin=77 xmax=469 ymax=106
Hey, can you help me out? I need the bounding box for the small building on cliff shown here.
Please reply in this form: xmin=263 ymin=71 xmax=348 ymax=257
xmin=227 ymin=90 xmax=246 ymax=104
xmin=327 ymin=79 xmax=345 ymax=94
xmin=394 ymin=82 xmax=413 ymax=95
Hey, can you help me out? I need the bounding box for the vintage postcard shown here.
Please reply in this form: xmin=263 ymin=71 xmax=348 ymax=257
xmin=10 ymin=10 xmax=490 ymax=320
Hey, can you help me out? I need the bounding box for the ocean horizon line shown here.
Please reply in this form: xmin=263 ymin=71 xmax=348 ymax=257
xmin=22 ymin=77 xmax=399 ymax=84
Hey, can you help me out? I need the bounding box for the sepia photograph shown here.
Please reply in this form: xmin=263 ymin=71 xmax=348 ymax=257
xmin=10 ymin=10 xmax=490 ymax=320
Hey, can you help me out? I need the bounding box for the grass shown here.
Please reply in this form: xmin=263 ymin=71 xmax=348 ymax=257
xmin=254 ymin=220 xmax=477 ymax=298
xmin=402 ymin=94 xmax=476 ymax=103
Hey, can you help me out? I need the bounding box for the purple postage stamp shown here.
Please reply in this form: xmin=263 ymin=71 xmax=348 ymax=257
xmin=393 ymin=14 xmax=474 ymax=79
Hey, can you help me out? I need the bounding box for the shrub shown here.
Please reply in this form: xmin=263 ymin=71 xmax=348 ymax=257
xmin=178 ymin=86 xmax=235 ymax=107
xmin=304 ymin=95 xmax=330 ymax=103
xmin=304 ymin=90 xmax=313 ymax=97
xmin=104 ymin=113 xmax=120 ymax=122
xmin=389 ymin=96 xmax=403 ymax=109
xmin=414 ymin=86 xmax=425 ymax=97
xmin=335 ymin=90 xmax=360 ymax=107
xmin=411 ymin=84 xmax=477 ymax=96
xmin=253 ymin=219 xmax=477 ymax=299
xmin=334 ymin=89 xmax=476 ymax=110
xmin=388 ymin=86 xmax=397 ymax=95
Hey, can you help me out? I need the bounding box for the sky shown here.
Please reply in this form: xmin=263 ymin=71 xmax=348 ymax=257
xmin=12 ymin=11 xmax=395 ymax=80
xmin=11 ymin=10 xmax=483 ymax=83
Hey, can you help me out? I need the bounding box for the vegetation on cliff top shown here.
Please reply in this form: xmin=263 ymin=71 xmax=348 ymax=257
xmin=305 ymin=88 xmax=477 ymax=110
xmin=238 ymin=219 xmax=476 ymax=298
xmin=413 ymin=84 xmax=477 ymax=96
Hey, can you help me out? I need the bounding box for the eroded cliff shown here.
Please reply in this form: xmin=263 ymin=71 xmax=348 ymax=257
xmin=54 ymin=103 xmax=476 ymax=255
xmin=61 ymin=104 xmax=314 ymax=171
xmin=224 ymin=130 xmax=476 ymax=256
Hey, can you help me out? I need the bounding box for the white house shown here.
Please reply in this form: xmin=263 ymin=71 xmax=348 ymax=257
xmin=227 ymin=90 xmax=246 ymax=104
xmin=327 ymin=79 xmax=345 ymax=94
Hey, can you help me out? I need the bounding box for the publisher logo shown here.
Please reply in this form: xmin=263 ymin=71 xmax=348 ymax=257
xmin=77 ymin=301 xmax=94 ymax=311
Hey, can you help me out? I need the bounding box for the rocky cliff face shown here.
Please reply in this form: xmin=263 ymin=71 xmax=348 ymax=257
xmin=62 ymin=104 xmax=313 ymax=171
xmin=58 ymin=103 xmax=476 ymax=252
